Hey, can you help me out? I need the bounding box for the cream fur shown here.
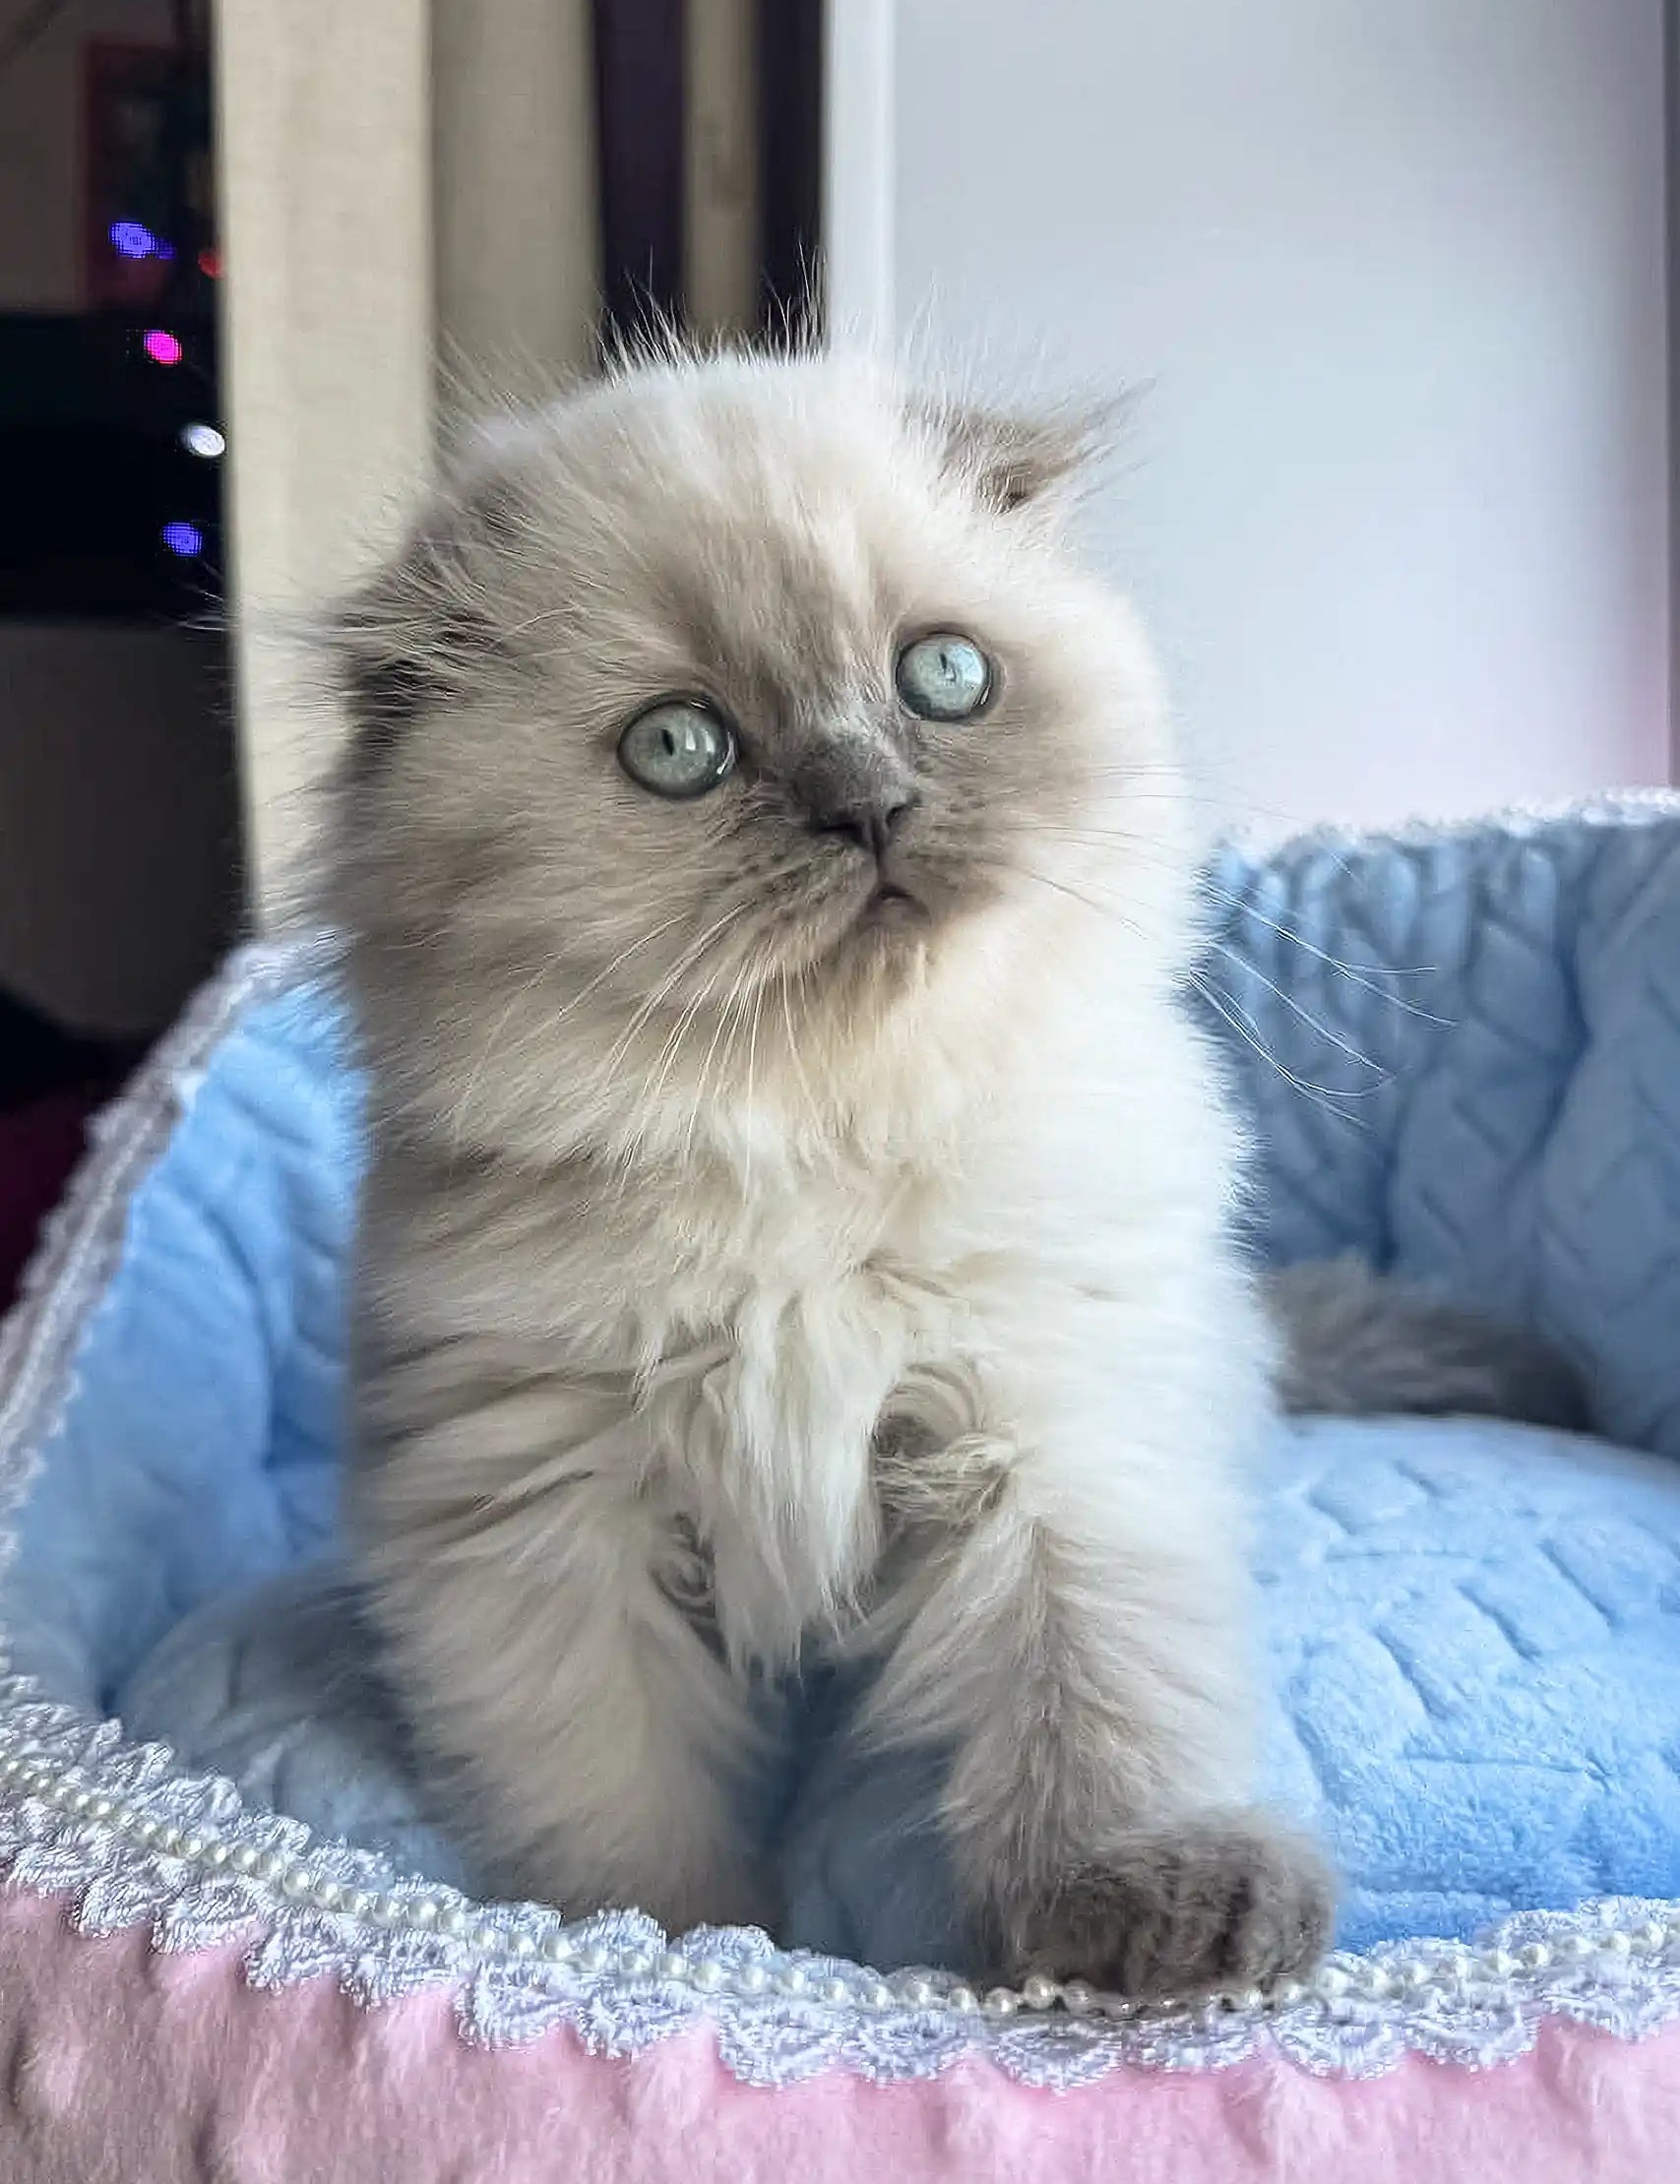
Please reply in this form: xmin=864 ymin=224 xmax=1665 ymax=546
xmin=326 ymin=346 xmax=1331 ymax=1989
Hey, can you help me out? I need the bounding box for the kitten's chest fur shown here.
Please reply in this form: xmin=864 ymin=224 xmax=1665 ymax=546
xmin=363 ymin=960 xmax=1226 ymax=1669
xmin=639 ymin=1159 xmax=970 ymax=1664
xmin=369 ymin=1129 xmax=988 ymax=1665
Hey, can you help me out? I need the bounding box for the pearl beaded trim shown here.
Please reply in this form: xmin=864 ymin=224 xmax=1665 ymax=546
xmin=4 ymin=1725 xmax=1680 ymax=2036
xmin=2 ymin=939 xmax=1680 ymax=2090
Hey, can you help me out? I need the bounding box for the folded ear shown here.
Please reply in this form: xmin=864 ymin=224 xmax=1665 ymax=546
xmin=327 ymin=478 xmax=515 ymax=785
xmin=328 ymin=539 xmax=445 ymax=783
xmin=916 ymin=394 xmax=1121 ymax=517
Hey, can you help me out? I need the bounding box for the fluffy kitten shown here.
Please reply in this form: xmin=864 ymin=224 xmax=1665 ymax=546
xmin=325 ymin=346 xmax=1334 ymax=1998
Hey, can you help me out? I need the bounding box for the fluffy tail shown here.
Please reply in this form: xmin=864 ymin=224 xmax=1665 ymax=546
xmin=1265 ymin=1255 xmax=1588 ymax=1431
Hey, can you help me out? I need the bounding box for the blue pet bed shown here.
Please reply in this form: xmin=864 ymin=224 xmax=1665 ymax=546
xmin=6 ymin=799 xmax=1680 ymax=1995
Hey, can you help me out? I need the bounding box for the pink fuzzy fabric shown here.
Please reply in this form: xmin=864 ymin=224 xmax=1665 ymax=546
xmin=0 ymin=1892 xmax=1674 ymax=2182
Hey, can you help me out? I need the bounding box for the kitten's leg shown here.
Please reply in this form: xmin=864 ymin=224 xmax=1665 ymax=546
xmin=860 ymin=1384 xmax=1332 ymax=2001
xmin=353 ymin=1364 xmax=773 ymax=1934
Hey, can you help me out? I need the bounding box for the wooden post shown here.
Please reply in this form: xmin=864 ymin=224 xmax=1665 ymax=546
xmin=213 ymin=0 xmax=435 ymax=915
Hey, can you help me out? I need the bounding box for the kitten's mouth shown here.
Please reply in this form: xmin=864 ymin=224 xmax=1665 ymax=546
xmin=858 ymin=881 xmax=928 ymax=928
xmin=811 ymin=871 xmax=935 ymax=970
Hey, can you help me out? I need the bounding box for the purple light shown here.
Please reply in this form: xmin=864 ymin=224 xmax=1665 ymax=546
xmin=143 ymin=329 xmax=183 ymax=366
xmin=160 ymin=522 xmax=204 ymax=559
xmin=109 ymin=219 xmax=157 ymax=260
xmin=155 ymin=241 xmax=176 ymax=263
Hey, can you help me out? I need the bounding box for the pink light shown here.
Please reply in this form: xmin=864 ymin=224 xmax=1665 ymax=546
xmin=143 ymin=329 xmax=183 ymax=367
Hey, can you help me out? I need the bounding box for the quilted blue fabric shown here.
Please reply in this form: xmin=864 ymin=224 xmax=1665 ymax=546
xmin=6 ymin=800 xmax=1680 ymax=1962
xmin=1203 ymin=802 xmax=1680 ymax=1459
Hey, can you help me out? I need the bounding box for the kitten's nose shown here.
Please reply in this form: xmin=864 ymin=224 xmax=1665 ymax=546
xmin=807 ymin=793 xmax=916 ymax=859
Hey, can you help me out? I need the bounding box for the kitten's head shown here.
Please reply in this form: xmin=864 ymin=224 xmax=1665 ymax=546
xmin=327 ymin=349 xmax=1192 ymax=1159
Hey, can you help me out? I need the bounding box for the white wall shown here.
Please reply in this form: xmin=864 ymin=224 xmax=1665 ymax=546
xmin=878 ymin=0 xmax=1670 ymax=832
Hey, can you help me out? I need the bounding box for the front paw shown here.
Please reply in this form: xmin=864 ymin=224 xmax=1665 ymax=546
xmin=1002 ymin=1813 xmax=1334 ymax=2002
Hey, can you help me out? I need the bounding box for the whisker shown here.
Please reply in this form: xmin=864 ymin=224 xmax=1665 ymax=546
xmin=1074 ymin=772 xmax=1371 ymax=879
xmin=1001 ymin=858 xmax=1153 ymax=942
xmin=1027 ymin=855 xmax=1399 ymax=1082
xmin=682 ymin=961 xmax=753 ymax=1168
xmin=1031 ymin=825 xmax=1445 ymax=1013
xmin=598 ymin=902 xmax=748 ymax=1076
xmin=741 ymin=980 xmax=768 ymax=1196
xmin=1198 ymin=888 xmax=1445 ymax=1019
xmin=1208 ymin=942 xmax=1392 ymax=1084
xmin=445 ymin=956 xmax=558 ymax=1163
xmin=442 ymin=904 xmax=695 ymax=1158
xmin=779 ymin=969 xmax=827 ymax=1142
xmin=552 ymin=906 xmax=699 ymax=1021
xmin=1184 ymin=970 xmax=1379 ymax=1127
xmin=1006 ymin=858 xmax=1380 ymax=1123
xmin=609 ymin=955 xmax=732 ymax=1202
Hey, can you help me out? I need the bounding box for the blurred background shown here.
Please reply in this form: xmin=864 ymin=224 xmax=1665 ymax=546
xmin=0 ymin=0 xmax=1671 ymax=1289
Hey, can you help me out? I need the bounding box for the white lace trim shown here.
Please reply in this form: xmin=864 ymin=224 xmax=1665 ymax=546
xmin=2 ymin=931 xmax=1680 ymax=2090
xmin=1225 ymin=782 xmax=1680 ymax=858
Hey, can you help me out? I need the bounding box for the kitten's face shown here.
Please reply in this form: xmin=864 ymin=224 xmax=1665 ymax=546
xmin=332 ymin=353 xmax=1188 ymax=1142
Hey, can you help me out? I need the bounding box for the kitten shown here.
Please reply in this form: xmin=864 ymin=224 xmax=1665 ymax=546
xmin=324 ymin=346 xmax=1334 ymax=1999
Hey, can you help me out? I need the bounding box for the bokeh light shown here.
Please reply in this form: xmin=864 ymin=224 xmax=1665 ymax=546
xmin=108 ymin=220 xmax=157 ymax=260
xmin=159 ymin=522 xmax=205 ymax=559
xmin=143 ymin=329 xmax=184 ymax=367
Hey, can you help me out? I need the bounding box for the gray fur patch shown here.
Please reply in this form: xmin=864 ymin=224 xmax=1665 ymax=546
xmin=1267 ymin=1254 xmax=1588 ymax=1431
xmin=1003 ymin=1812 xmax=1334 ymax=2000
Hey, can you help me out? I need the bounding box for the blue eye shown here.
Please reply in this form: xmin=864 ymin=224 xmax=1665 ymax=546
xmin=618 ymin=701 xmax=736 ymax=798
xmin=895 ymin=633 xmax=993 ymax=721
